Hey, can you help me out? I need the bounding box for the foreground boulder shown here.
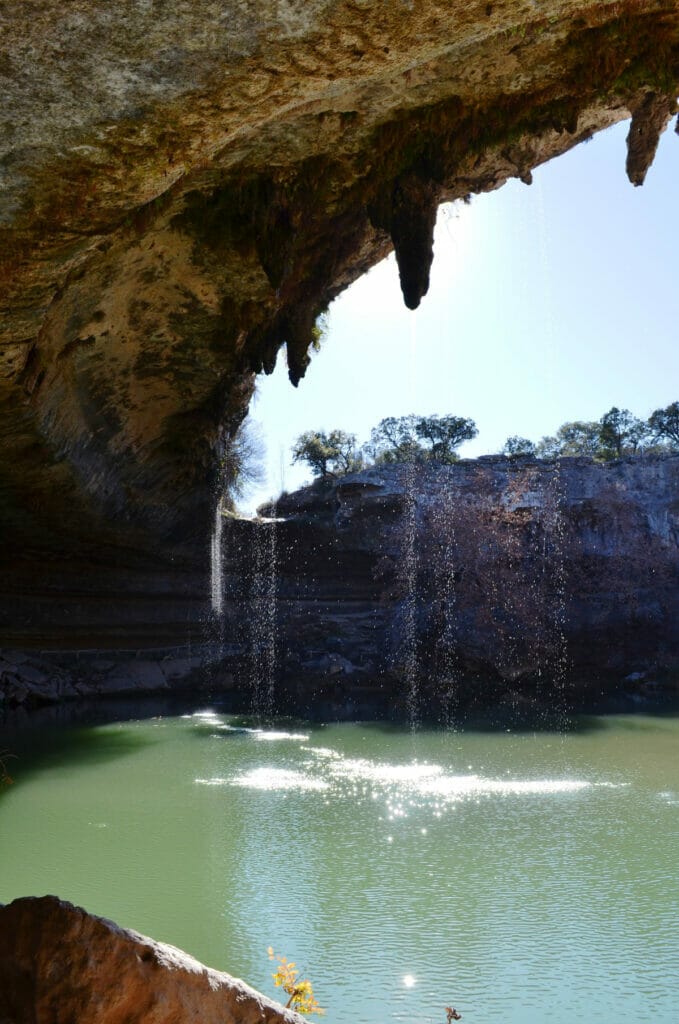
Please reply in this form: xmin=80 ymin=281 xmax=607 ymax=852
xmin=0 ymin=896 xmax=304 ymax=1024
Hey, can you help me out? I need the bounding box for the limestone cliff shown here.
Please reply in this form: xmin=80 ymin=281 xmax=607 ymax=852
xmin=2 ymin=456 xmax=677 ymax=713
xmin=1 ymin=0 xmax=679 ymax=613
xmin=229 ymin=455 xmax=678 ymax=717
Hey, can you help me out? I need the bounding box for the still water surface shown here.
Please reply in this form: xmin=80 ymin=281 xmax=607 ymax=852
xmin=1 ymin=703 xmax=678 ymax=1023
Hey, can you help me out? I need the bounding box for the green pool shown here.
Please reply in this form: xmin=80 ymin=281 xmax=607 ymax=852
xmin=2 ymin=702 xmax=678 ymax=1023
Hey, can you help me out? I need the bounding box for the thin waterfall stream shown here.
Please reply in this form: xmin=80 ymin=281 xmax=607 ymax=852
xmin=398 ymin=462 xmax=419 ymax=727
xmin=248 ymin=518 xmax=279 ymax=717
xmin=543 ymin=461 xmax=569 ymax=714
xmin=210 ymin=500 xmax=225 ymax=619
xmin=403 ymin=310 xmax=421 ymax=727
xmin=431 ymin=488 xmax=460 ymax=727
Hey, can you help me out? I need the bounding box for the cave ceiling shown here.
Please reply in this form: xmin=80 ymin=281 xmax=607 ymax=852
xmin=0 ymin=0 xmax=678 ymax=561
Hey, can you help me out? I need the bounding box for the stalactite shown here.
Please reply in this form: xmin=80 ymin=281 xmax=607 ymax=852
xmin=368 ymin=174 xmax=438 ymax=310
xmin=282 ymin=311 xmax=315 ymax=386
xmin=626 ymin=92 xmax=676 ymax=187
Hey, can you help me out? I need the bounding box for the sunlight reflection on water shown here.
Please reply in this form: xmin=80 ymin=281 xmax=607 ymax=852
xmin=198 ymin=768 xmax=329 ymax=791
xmin=195 ymin=729 xmax=594 ymax=814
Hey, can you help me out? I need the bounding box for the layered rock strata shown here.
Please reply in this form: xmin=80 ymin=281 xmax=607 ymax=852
xmin=0 ymin=895 xmax=303 ymax=1024
xmin=2 ymin=456 xmax=678 ymax=714
xmin=1 ymin=0 xmax=679 ymax=604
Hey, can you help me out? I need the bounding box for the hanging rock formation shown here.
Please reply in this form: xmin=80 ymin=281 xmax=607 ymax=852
xmin=367 ymin=173 xmax=439 ymax=309
xmin=1 ymin=1 xmax=679 ymax=648
xmin=0 ymin=896 xmax=303 ymax=1024
xmin=626 ymin=90 xmax=677 ymax=184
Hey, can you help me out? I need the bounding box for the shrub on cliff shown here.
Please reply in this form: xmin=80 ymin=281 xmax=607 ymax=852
xmin=268 ymin=948 xmax=324 ymax=1016
xmin=220 ymin=418 xmax=266 ymax=502
xmin=0 ymin=751 xmax=14 ymax=787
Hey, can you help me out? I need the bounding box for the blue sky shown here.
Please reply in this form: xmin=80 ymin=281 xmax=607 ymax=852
xmin=244 ymin=118 xmax=678 ymax=510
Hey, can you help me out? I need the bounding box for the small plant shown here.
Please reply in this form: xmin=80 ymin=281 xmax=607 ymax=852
xmin=0 ymin=751 xmax=15 ymax=787
xmin=267 ymin=947 xmax=324 ymax=1016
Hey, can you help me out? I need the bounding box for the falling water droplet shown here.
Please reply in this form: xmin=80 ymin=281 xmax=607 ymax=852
xmin=249 ymin=517 xmax=279 ymax=716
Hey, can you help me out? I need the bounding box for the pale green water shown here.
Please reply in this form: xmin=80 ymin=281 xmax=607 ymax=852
xmin=2 ymin=703 xmax=678 ymax=1023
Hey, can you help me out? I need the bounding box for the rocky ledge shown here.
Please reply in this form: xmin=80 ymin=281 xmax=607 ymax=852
xmin=0 ymin=895 xmax=303 ymax=1024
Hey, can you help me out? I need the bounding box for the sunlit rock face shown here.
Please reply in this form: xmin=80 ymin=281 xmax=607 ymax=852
xmin=237 ymin=456 xmax=679 ymax=715
xmin=1 ymin=1 xmax=678 ymax=631
xmin=0 ymin=896 xmax=303 ymax=1024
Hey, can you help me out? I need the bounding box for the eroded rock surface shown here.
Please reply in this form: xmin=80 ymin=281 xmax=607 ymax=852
xmin=0 ymin=895 xmax=304 ymax=1024
xmin=1 ymin=1 xmax=679 ymax=596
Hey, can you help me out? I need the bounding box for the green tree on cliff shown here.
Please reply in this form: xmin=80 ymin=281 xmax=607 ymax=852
xmin=414 ymin=414 xmax=478 ymax=462
xmin=648 ymin=401 xmax=679 ymax=449
xmin=535 ymin=408 xmax=662 ymax=460
xmin=366 ymin=416 xmax=422 ymax=464
xmin=599 ymin=407 xmax=649 ymax=458
xmin=292 ymin=429 xmax=361 ymax=479
xmin=367 ymin=414 xmax=477 ymax=464
xmin=502 ymin=436 xmax=537 ymax=458
xmin=536 ymin=421 xmax=604 ymax=459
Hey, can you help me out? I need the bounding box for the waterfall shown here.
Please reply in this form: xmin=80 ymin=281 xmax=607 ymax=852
xmin=399 ymin=308 xmax=420 ymax=727
xmin=498 ymin=461 xmax=569 ymax=717
xmin=399 ymin=462 xmax=419 ymax=728
xmin=544 ymin=463 xmax=569 ymax=715
xmin=248 ymin=518 xmax=279 ymax=717
xmin=210 ymin=501 xmax=224 ymax=617
xmin=432 ymin=490 xmax=460 ymax=726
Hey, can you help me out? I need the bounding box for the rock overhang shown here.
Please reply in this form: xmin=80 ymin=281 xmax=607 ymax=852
xmin=0 ymin=0 xmax=678 ymax=582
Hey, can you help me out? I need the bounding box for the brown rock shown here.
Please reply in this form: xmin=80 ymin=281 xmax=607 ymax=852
xmin=0 ymin=896 xmax=304 ymax=1024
